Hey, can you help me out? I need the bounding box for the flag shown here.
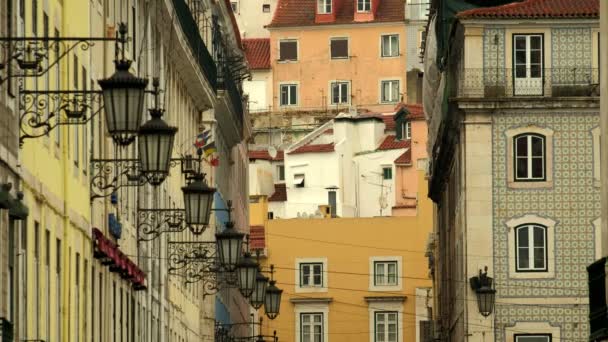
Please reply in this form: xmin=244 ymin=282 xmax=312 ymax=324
xmin=193 ymin=130 xmax=211 ymax=148
xmin=203 ymin=141 xmax=216 ymax=157
xmin=210 ymin=157 xmax=220 ymax=167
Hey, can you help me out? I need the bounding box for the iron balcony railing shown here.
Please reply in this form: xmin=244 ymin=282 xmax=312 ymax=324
xmin=457 ymin=68 xmax=599 ymax=98
xmin=172 ymin=0 xmax=218 ymax=91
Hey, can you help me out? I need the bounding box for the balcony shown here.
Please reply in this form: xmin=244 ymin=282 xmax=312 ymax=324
xmin=172 ymin=0 xmax=217 ymax=91
xmin=218 ymin=68 xmax=244 ymax=130
xmin=457 ymin=68 xmax=599 ymax=98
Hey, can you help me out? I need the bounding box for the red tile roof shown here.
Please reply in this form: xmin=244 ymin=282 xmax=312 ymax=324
xmin=250 ymin=225 xmax=266 ymax=250
xmin=394 ymin=103 xmax=425 ymax=120
xmin=378 ymin=135 xmax=410 ymax=151
xmin=394 ymin=149 xmax=412 ymax=165
xmin=268 ymin=0 xmax=404 ymax=28
xmin=248 ymin=150 xmax=284 ymax=161
xmin=288 ymin=143 xmax=335 ymax=155
xmin=269 ymin=183 xmax=287 ymax=202
xmin=457 ymin=0 xmax=598 ymax=19
xmin=243 ymin=38 xmax=271 ymax=70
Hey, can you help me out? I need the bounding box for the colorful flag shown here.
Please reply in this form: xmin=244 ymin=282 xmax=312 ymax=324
xmin=203 ymin=141 xmax=217 ymax=157
xmin=193 ymin=130 xmax=211 ymax=148
xmin=210 ymin=157 xmax=220 ymax=167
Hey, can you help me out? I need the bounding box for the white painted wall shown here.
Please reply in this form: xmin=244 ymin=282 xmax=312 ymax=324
xmin=244 ymin=70 xmax=272 ymax=113
xmin=232 ymin=0 xmax=278 ymax=38
xmin=249 ymin=160 xmax=275 ymax=196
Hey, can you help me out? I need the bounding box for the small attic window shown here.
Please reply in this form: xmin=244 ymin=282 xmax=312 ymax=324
xmin=357 ymin=0 xmax=371 ymax=12
xmin=318 ymin=0 xmax=331 ymax=14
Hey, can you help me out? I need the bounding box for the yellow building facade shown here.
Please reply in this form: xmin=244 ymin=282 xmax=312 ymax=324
xmin=252 ymin=170 xmax=433 ymax=342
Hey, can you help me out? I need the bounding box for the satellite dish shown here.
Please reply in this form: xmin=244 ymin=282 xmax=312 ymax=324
xmin=268 ymin=146 xmax=278 ymax=159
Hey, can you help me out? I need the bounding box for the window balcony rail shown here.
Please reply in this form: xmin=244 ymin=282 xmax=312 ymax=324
xmin=218 ymin=68 xmax=245 ymax=129
xmin=172 ymin=0 xmax=218 ymax=91
xmin=457 ymin=68 xmax=599 ymax=98
xmin=0 ymin=318 xmax=13 ymax=342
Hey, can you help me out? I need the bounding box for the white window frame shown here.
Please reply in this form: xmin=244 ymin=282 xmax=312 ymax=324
xmin=506 ymin=323 xmax=558 ymax=342
xmin=276 ymin=164 xmax=285 ymax=182
xmin=380 ymin=80 xmax=400 ymax=103
xmin=367 ymin=300 xmax=404 ymax=342
xmin=380 ymin=34 xmax=399 ymax=58
xmin=506 ymin=126 xmax=553 ymax=189
xmin=295 ymin=303 xmax=329 ymax=342
xmin=357 ymin=0 xmax=371 ymax=12
xmin=382 ymin=166 xmax=392 ymax=180
xmin=278 ymin=39 xmax=299 ymax=62
xmin=514 ymin=133 xmax=545 ymax=181
xmin=505 ymin=214 xmax=555 ymax=279
xmin=299 ymin=263 xmax=323 ymax=287
xmin=515 ymin=335 xmax=551 ymax=342
xmin=295 ymin=258 xmax=328 ymax=293
xmin=301 ymin=313 xmax=324 ymax=342
xmin=400 ymin=121 xmax=411 ymax=140
xmin=329 ymin=37 xmax=349 ymax=60
xmin=330 ymin=81 xmax=350 ymax=105
xmin=317 ymin=0 xmax=331 ymax=14
xmin=374 ymin=311 xmax=399 ymax=342
xmin=369 ymin=256 xmax=402 ymax=291
xmin=279 ymin=83 xmax=298 ymax=107
xmin=515 ymin=224 xmax=547 ymax=272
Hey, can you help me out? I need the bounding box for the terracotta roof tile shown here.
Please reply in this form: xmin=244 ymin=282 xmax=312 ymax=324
xmin=394 ymin=149 xmax=412 ymax=165
xmin=249 ymin=150 xmax=284 ymax=161
xmin=378 ymin=135 xmax=410 ymax=150
xmin=250 ymin=225 xmax=266 ymax=250
xmin=243 ymin=38 xmax=271 ymax=69
xmin=268 ymin=0 xmax=404 ymax=28
xmin=269 ymin=183 xmax=287 ymax=202
xmin=288 ymin=143 xmax=335 ymax=155
xmin=457 ymin=0 xmax=598 ymax=19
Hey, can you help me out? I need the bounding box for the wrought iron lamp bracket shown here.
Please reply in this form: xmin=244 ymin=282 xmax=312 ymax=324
xmin=19 ymin=89 xmax=103 ymax=146
xmin=138 ymin=208 xmax=188 ymax=241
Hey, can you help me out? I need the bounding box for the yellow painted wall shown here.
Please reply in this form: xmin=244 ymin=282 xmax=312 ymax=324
xmin=269 ymin=23 xmax=407 ymax=113
xmin=256 ymin=170 xmax=432 ymax=342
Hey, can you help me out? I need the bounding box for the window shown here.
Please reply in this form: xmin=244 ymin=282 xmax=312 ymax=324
xmin=374 ymin=261 xmax=397 ymax=285
xmin=317 ymin=0 xmax=331 ymax=14
xmin=279 ymin=40 xmax=298 ymax=61
xmin=32 ymin=0 xmax=38 ymax=35
xmin=280 ymin=84 xmax=298 ymax=106
xmin=300 ymin=263 xmax=323 ymax=287
xmin=56 ymin=239 xmax=61 ymax=342
xmin=230 ymin=1 xmax=237 ymax=12
xmin=263 ymin=4 xmax=270 ymax=12
xmin=381 ymin=80 xmax=400 ymax=103
xmin=592 ymin=126 xmax=600 ymax=187
xmin=294 ymin=173 xmax=305 ymax=188
xmin=330 ymin=81 xmax=349 ymax=104
xmin=515 ymin=335 xmax=551 ymax=342
xmin=277 ymin=165 xmax=285 ymax=181
xmin=514 ymin=133 xmax=545 ymax=181
xmin=513 ymin=34 xmax=543 ymax=95
xmin=400 ymin=121 xmax=411 ymax=140
xmin=330 ymin=38 xmax=348 ymax=59
xmin=301 ymin=313 xmax=324 ymax=342
xmin=381 ymin=34 xmax=399 ymax=57
xmin=358 ymin=0 xmax=371 ymax=12
xmin=375 ymin=312 xmax=398 ymax=342
xmin=515 ymin=224 xmax=547 ymax=272
xmin=382 ymin=167 xmax=392 ymax=180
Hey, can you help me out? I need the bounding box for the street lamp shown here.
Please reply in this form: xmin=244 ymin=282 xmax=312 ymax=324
xmin=215 ymin=221 xmax=244 ymax=272
xmin=98 ymin=23 xmax=148 ymax=146
xmin=137 ymin=79 xmax=178 ymax=186
xmin=250 ymin=268 xmax=269 ymax=309
xmin=181 ymin=173 xmax=216 ymax=235
xmin=264 ymin=265 xmax=283 ymax=320
xmin=469 ymin=266 xmax=496 ymax=317
xmin=236 ymin=251 xmax=259 ymax=298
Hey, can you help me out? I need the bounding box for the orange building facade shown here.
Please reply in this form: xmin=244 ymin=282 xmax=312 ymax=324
xmin=267 ymin=0 xmax=407 ymax=113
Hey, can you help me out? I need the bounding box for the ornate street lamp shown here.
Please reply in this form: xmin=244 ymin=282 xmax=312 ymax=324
xmin=469 ymin=266 xmax=496 ymax=317
xmin=264 ymin=265 xmax=283 ymax=320
xmin=98 ymin=23 xmax=149 ymax=146
xmin=137 ymin=79 xmax=178 ymax=186
xmin=181 ymin=173 xmax=216 ymax=235
xmin=250 ymin=263 xmax=269 ymax=309
xmin=236 ymin=249 xmax=259 ymax=298
xmin=215 ymin=221 xmax=244 ymax=272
